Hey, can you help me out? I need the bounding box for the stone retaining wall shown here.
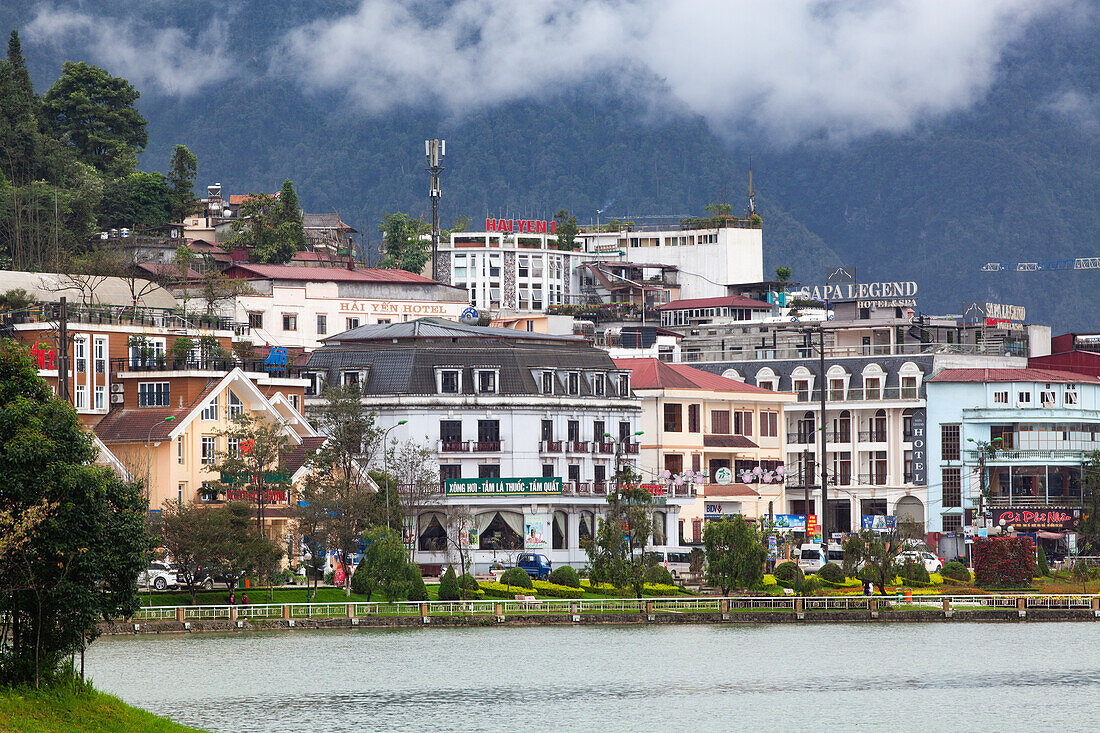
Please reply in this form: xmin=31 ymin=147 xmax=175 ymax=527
xmin=100 ymin=607 xmax=1098 ymax=636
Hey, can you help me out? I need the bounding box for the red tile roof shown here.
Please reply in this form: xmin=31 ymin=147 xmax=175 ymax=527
xmin=703 ymin=484 xmax=761 ymax=497
xmin=703 ymin=435 xmax=759 ymax=449
xmin=224 ymin=263 xmax=440 ymax=284
xmin=614 ymin=358 xmax=777 ymax=393
xmin=658 ymin=295 xmax=771 ymax=311
xmin=282 ymin=436 xmax=327 ymax=475
xmin=926 ymin=368 xmax=1100 ymax=384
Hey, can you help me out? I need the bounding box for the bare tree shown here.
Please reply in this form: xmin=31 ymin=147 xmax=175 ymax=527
xmin=386 ymin=438 xmax=441 ymax=557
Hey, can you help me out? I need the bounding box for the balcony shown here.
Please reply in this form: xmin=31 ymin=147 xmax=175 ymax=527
xmin=568 ymin=441 xmax=590 ymax=453
xmin=987 ymin=494 xmax=1083 ymax=507
xmin=788 ymin=386 xmax=926 ymax=403
xmin=857 ymin=472 xmax=888 ymax=486
xmin=595 ymin=442 xmax=616 ymax=454
xmin=540 ymin=440 xmax=563 ymax=453
xmin=563 ymin=481 xmax=591 ymax=495
xmin=439 ymin=441 xmax=469 ymax=453
xmin=623 ymin=442 xmax=639 ymax=455
xmin=472 ymin=441 xmax=502 ymax=452
xmin=10 ymin=302 xmax=249 ymax=335
xmin=963 ymin=449 xmax=1087 ymax=462
xmin=789 ymin=432 xmax=817 ymax=445
xmin=111 ymin=357 xmax=306 ymax=379
xmin=858 ymin=431 xmax=888 ymax=443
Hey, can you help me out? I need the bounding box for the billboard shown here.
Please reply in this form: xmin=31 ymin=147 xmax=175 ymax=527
xmin=524 ymin=514 xmax=549 ymax=550
xmin=991 ymin=507 xmax=1080 ymax=531
xmin=445 ymin=477 xmax=562 ymax=496
xmin=861 ymin=515 xmax=897 ymax=531
xmin=772 ymin=514 xmax=807 ymax=532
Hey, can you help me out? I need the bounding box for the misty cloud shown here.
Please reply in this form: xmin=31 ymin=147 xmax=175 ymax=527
xmin=26 ymin=5 xmax=235 ymax=96
xmin=278 ymin=0 xmax=1067 ymax=143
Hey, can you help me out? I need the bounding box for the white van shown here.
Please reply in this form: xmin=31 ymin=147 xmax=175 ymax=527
xmin=797 ymin=543 xmax=844 ymax=574
xmin=647 ymin=545 xmax=694 ymax=579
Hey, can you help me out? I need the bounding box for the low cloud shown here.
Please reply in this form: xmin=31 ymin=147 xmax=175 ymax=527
xmin=26 ymin=5 xmax=235 ymax=96
xmin=278 ymin=0 xmax=1068 ymax=143
xmin=1046 ymin=90 xmax=1100 ymax=134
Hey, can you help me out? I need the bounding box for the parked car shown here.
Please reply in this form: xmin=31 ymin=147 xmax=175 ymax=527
xmin=517 ymin=553 xmax=552 ymax=580
xmin=899 ymin=550 xmax=943 ymax=574
xmin=797 ymin=543 xmax=844 ymax=574
xmin=137 ymin=561 xmax=178 ymax=590
xmin=176 ymin=568 xmax=233 ymax=590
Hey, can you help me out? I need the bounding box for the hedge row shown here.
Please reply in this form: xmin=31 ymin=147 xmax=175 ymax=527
xmin=532 ymin=580 xmax=585 ymax=598
xmin=479 ymin=582 xmax=536 ymax=599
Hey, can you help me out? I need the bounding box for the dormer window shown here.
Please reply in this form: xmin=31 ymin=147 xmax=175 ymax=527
xmin=541 ymin=371 xmax=555 ymax=395
xmin=476 ymin=369 xmax=498 ymax=394
xmin=593 ymin=373 xmax=605 ymax=397
xmin=438 ymin=369 xmax=461 ymax=394
xmin=617 ymin=374 xmax=630 ymax=397
xmin=567 ymin=372 xmax=580 ymax=395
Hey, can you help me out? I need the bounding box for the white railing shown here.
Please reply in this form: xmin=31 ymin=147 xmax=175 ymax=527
xmin=129 ymin=593 xmax=1099 ymax=622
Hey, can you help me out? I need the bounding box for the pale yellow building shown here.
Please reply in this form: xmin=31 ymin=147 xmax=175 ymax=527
xmin=615 ymin=358 xmax=796 ymax=544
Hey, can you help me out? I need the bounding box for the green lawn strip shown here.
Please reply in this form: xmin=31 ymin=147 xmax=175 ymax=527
xmin=0 ymin=684 xmax=207 ymax=733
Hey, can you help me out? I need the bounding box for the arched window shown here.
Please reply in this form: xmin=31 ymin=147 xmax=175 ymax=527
xmin=652 ymin=511 xmax=667 ymax=546
xmin=834 ymin=409 xmax=851 ymax=442
xmin=721 ymin=369 xmax=744 ymax=382
xmin=578 ymin=511 xmax=595 ymax=543
xmin=791 ymin=366 xmax=814 ymax=402
xmin=418 ymin=512 xmax=447 ymax=551
xmin=552 ymin=511 xmax=569 ymax=550
xmin=826 ymin=364 xmax=850 ymax=401
xmin=861 ymin=363 xmax=885 ymax=400
xmin=895 ymin=496 xmax=924 ymax=532
xmin=755 ymin=366 xmax=778 ymax=391
xmin=899 ymin=362 xmax=923 ymax=399
xmin=871 ymin=408 xmax=887 ymax=441
xmin=797 ymin=411 xmax=816 ymax=443
xmin=477 ymin=511 xmax=524 ymax=550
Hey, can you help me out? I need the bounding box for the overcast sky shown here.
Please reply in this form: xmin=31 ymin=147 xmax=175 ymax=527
xmin=24 ymin=0 xmax=1087 ymax=143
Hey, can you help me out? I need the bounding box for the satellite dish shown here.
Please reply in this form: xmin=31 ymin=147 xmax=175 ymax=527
xmin=460 ymin=307 xmax=480 ymax=325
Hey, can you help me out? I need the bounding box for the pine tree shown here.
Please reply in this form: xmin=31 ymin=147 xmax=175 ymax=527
xmin=166 ymin=144 xmax=198 ymax=222
xmin=438 ymin=566 xmax=460 ymax=601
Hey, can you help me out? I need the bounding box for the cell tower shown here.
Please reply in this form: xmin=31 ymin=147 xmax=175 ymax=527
xmin=425 ymin=139 xmax=445 ymax=278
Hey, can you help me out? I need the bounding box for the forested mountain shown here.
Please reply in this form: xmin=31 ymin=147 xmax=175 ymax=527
xmin=2 ymin=2 xmax=1097 ymax=331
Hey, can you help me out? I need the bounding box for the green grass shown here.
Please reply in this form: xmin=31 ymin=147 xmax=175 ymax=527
xmin=0 ymin=683 xmax=207 ymax=733
xmin=141 ymin=585 xmax=447 ymax=606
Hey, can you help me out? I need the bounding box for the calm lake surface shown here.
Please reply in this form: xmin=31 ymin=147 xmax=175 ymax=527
xmin=87 ymin=623 xmax=1100 ymax=732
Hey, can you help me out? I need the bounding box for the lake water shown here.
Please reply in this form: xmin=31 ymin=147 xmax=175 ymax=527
xmin=87 ymin=623 xmax=1100 ymax=732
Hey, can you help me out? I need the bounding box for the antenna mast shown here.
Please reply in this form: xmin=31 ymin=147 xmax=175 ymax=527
xmin=425 ymin=139 xmax=445 ymax=279
xmin=747 ymin=157 xmax=756 ymax=216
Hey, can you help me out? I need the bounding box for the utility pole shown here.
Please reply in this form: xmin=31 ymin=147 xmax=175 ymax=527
xmin=57 ymin=296 xmax=70 ymax=403
xmin=425 ymin=139 xmax=445 ymax=279
xmin=818 ymin=324 xmax=828 ymax=547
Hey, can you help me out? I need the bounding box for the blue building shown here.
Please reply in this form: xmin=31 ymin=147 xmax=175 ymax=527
xmin=925 ymin=368 xmax=1100 ymax=555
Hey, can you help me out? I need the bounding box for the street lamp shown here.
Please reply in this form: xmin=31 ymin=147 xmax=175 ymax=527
xmin=145 ymin=415 xmax=176 ymax=505
xmin=382 ymin=419 xmax=409 ymax=530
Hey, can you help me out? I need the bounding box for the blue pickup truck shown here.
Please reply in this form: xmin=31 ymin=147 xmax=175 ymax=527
xmin=517 ymin=553 xmax=552 ymax=580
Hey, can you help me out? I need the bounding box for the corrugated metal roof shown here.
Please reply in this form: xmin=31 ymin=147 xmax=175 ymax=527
xmin=614 ymin=358 xmax=777 ymax=393
xmin=658 ymin=295 xmax=771 ymax=311
xmin=224 ymin=264 xmax=440 ymax=284
xmin=328 ymin=318 xmax=583 ymax=343
xmin=0 ymin=270 xmax=176 ymax=309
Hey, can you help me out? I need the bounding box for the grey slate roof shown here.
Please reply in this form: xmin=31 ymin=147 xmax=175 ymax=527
xmin=324 ymin=317 xmax=582 ymax=343
xmin=307 ymin=319 xmax=619 ymax=397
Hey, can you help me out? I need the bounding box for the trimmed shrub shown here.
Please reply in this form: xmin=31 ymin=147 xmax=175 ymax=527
xmin=548 ymin=565 xmax=581 ymax=588
xmin=459 ymin=573 xmax=479 ymax=590
xmin=817 ymin=562 xmax=844 ymax=584
xmin=642 ymin=583 xmax=685 ymax=596
xmin=500 ymin=567 xmax=533 ymax=589
xmin=480 ymin=582 xmax=532 ymax=599
xmin=407 ymin=565 xmax=429 ymax=602
xmin=899 ymin=560 xmax=930 ymax=585
xmin=858 ymin=564 xmax=884 ymax=586
xmin=941 ymin=561 xmax=971 ymax=583
xmin=1037 ymin=545 xmax=1050 ymax=576
xmin=349 ymin=561 xmax=369 ymax=595
xmin=531 ymin=580 xmax=584 ymax=598
xmin=774 ymin=561 xmax=802 ymax=586
xmin=645 ymin=565 xmax=675 ymax=585
xmin=974 ymin=537 xmax=1034 ymax=587
xmin=438 ymin=566 xmax=460 ymax=601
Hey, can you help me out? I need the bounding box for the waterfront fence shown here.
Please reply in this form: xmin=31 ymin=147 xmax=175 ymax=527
xmin=129 ymin=594 xmax=1100 ymax=623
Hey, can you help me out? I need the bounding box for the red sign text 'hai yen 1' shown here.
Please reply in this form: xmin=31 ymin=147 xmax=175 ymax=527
xmin=485 ymin=218 xmax=556 ymax=234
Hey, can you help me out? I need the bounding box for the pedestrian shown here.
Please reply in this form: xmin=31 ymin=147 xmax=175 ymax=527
xmin=242 ymin=594 xmax=249 ymax=606
xmin=863 ymin=578 xmax=872 ymax=596
xmin=229 ymin=591 xmax=236 ymax=605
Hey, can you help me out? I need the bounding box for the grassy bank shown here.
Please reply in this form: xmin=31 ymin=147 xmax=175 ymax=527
xmin=0 ymin=683 xmax=208 ymax=733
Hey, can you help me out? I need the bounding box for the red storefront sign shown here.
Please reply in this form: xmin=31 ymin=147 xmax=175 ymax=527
xmin=991 ymin=508 xmax=1079 ymax=531
xmin=226 ymin=489 xmax=287 ymax=503
xmin=485 ymin=218 xmax=557 ymax=234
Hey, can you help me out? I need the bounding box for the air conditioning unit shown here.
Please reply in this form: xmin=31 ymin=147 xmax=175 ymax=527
xmin=110 ymin=384 xmax=124 ymax=393
xmin=110 ymin=394 xmax=124 ymax=404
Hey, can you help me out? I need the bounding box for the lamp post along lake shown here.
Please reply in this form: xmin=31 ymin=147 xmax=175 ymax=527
xmin=87 ymin=623 xmax=1100 ymax=732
